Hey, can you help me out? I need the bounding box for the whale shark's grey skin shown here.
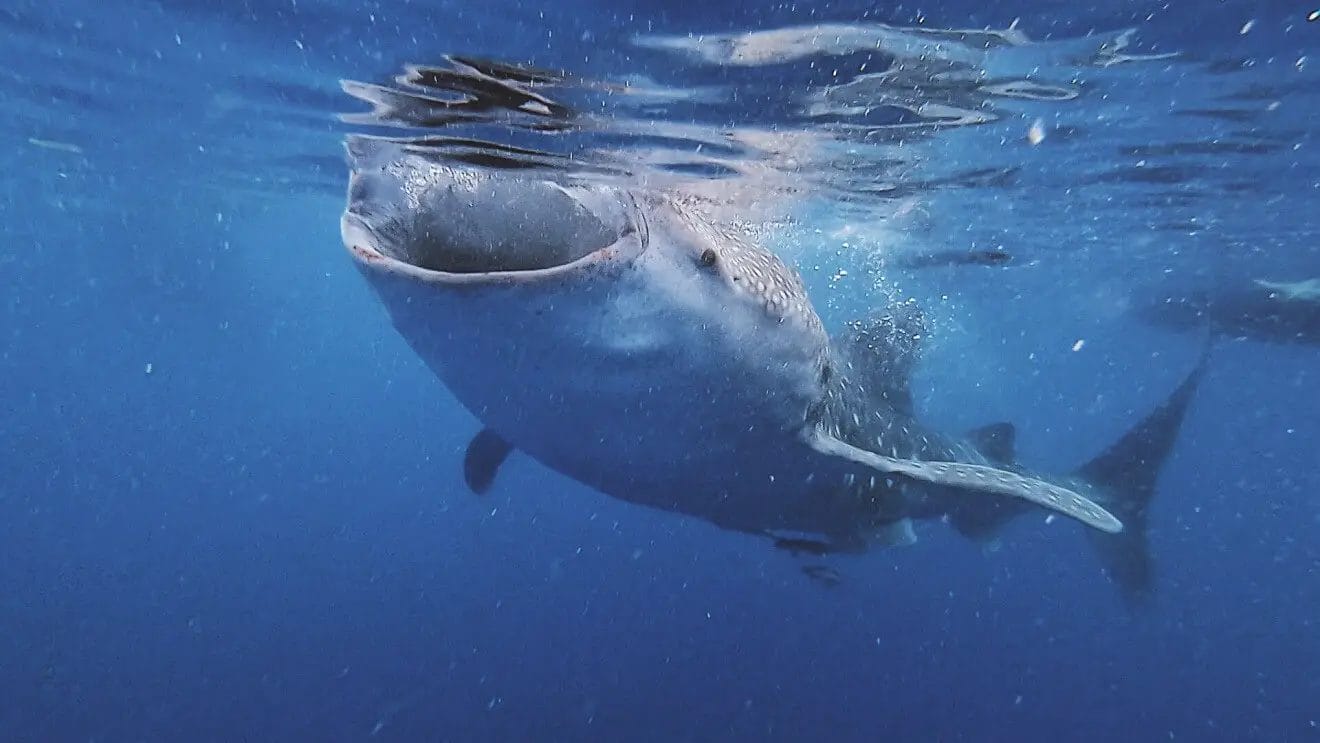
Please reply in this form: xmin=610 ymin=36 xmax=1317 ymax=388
xmin=340 ymin=138 xmax=1202 ymax=598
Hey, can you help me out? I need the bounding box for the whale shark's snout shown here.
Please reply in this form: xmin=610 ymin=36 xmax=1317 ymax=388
xmin=340 ymin=138 xmax=646 ymax=283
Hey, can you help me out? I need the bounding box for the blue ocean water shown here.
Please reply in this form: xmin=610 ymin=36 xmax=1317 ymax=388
xmin=2 ymin=0 xmax=1318 ymax=741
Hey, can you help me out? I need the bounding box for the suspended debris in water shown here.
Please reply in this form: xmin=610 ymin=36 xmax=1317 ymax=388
xmin=27 ymin=137 xmax=83 ymax=155
xmin=1027 ymin=118 xmax=1046 ymax=145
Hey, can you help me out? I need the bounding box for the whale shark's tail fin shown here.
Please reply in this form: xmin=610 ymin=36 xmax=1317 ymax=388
xmin=1077 ymin=341 xmax=1211 ymax=604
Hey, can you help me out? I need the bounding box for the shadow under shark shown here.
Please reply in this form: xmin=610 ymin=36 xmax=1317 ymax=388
xmin=339 ymin=137 xmax=1204 ymax=603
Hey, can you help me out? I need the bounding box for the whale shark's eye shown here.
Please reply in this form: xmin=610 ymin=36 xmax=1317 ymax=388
xmin=698 ymin=248 xmax=718 ymax=268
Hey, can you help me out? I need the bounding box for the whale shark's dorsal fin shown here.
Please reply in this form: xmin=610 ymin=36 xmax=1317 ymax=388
xmin=805 ymin=428 xmax=1122 ymax=533
xmin=967 ymin=422 xmax=1017 ymax=464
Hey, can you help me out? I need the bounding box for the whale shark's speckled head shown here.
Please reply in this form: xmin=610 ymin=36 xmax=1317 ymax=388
xmin=340 ymin=138 xmax=826 ymax=333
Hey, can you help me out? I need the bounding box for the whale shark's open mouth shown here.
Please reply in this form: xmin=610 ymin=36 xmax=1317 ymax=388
xmin=341 ymin=157 xmax=644 ymax=281
xmin=400 ymin=229 xmax=606 ymax=274
xmin=342 ymin=211 xmax=616 ymax=278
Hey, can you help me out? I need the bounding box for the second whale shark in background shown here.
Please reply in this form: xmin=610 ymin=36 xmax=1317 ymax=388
xmin=1136 ymin=277 xmax=1320 ymax=347
xmin=340 ymin=137 xmax=1206 ymax=603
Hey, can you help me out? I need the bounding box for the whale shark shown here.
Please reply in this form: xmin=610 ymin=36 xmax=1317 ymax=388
xmin=340 ymin=137 xmax=1204 ymax=600
xmin=1136 ymin=277 xmax=1320 ymax=347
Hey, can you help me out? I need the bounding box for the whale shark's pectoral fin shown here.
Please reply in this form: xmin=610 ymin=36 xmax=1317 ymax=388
xmin=463 ymin=428 xmax=514 ymax=495
xmin=873 ymin=518 xmax=918 ymax=548
xmin=804 ymin=430 xmax=1122 ymax=534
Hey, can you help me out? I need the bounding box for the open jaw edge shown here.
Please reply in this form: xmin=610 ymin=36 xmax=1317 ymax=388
xmin=339 ymin=212 xmax=641 ymax=285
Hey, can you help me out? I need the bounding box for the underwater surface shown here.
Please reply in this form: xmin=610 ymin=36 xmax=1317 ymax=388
xmin=2 ymin=0 xmax=1318 ymax=740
